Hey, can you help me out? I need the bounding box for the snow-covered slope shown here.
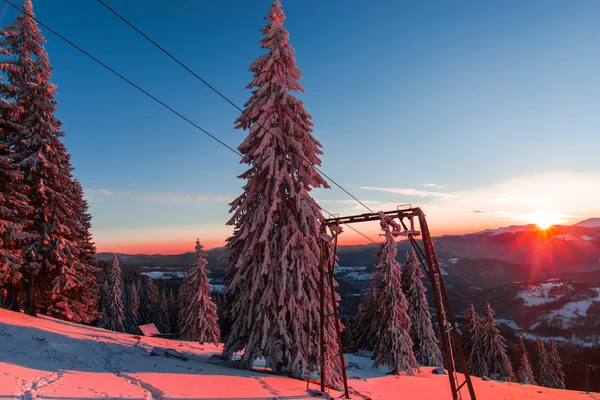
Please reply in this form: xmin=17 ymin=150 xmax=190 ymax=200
xmin=574 ymin=218 xmax=600 ymax=228
xmin=0 ymin=309 xmax=594 ymax=399
xmin=487 ymin=280 xmax=600 ymax=344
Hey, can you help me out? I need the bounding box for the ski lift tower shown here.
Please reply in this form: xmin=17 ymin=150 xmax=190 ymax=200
xmin=319 ymin=205 xmax=477 ymax=400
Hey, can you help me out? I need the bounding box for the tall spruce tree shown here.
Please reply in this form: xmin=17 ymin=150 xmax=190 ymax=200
xmin=401 ymin=249 xmax=443 ymax=367
xmin=178 ymin=240 xmax=220 ymax=344
xmin=513 ymin=336 xmax=536 ymax=385
xmin=461 ymin=304 xmax=487 ymax=377
xmin=0 ymin=0 xmax=93 ymax=321
xmin=480 ymin=303 xmax=513 ymax=379
xmin=533 ymin=337 xmax=552 ymax=387
xmin=353 ymin=281 xmax=377 ymax=351
xmin=546 ymin=339 xmax=565 ymax=389
xmin=99 ymin=255 xmax=125 ymax=332
xmin=222 ymin=0 xmax=342 ymax=385
xmin=371 ymin=218 xmax=418 ymax=374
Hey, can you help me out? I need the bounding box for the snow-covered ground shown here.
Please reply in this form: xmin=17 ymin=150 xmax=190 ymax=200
xmin=0 ymin=308 xmax=595 ymax=399
xmin=495 ymin=318 xmax=521 ymax=330
xmin=544 ymin=288 xmax=600 ymax=328
xmin=517 ymin=282 xmax=566 ymax=307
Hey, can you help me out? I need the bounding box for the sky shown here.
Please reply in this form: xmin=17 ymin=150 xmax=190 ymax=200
xmin=2 ymin=0 xmax=600 ymax=254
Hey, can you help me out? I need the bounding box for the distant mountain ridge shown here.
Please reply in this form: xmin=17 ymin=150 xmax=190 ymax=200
xmin=574 ymin=218 xmax=600 ymax=228
xmin=98 ymin=217 xmax=600 ymax=342
xmin=98 ymin=217 xmax=600 ymax=278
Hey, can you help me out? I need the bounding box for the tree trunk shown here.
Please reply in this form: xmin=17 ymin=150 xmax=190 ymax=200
xmin=6 ymin=284 xmax=21 ymax=312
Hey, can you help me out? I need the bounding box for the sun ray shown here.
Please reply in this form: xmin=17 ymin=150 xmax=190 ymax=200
xmin=525 ymin=211 xmax=563 ymax=230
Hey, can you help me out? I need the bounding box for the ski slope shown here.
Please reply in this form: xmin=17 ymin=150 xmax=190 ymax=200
xmin=0 ymin=308 xmax=595 ymax=399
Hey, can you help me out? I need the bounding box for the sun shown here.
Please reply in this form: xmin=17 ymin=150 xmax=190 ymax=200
xmin=528 ymin=211 xmax=562 ymax=230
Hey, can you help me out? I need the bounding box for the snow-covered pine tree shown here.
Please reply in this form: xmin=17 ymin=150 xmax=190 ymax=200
xmin=0 ymin=0 xmax=92 ymax=321
xmin=513 ymin=336 xmax=536 ymax=385
xmin=546 ymin=339 xmax=565 ymax=389
xmin=372 ymin=217 xmax=418 ymax=375
xmin=401 ymin=249 xmax=443 ymax=367
xmin=533 ymin=337 xmax=552 ymax=387
xmin=480 ymin=303 xmax=513 ymax=380
xmin=99 ymin=255 xmax=125 ymax=332
xmin=142 ymin=276 xmax=159 ymax=325
xmin=178 ymin=240 xmax=219 ymax=344
xmin=125 ymin=281 xmax=140 ymax=333
xmin=461 ymin=303 xmax=487 ymax=377
xmin=353 ymin=281 xmax=377 ymax=351
xmin=222 ymin=0 xmax=341 ymax=385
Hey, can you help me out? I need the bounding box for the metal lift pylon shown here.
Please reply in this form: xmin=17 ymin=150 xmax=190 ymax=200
xmin=318 ymin=206 xmax=476 ymax=400
xmin=319 ymin=220 xmax=350 ymax=398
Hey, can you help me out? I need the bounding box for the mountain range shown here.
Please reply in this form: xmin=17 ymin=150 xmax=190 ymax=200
xmin=98 ymin=218 xmax=600 ymax=344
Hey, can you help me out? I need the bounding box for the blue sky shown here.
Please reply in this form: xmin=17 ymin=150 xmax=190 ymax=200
xmin=3 ymin=0 xmax=600 ymax=253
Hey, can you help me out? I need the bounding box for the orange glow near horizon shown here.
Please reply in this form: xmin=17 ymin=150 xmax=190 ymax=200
xmin=92 ymin=205 xmax=589 ymax=255
xmin=95 ymin=220 xmax=504 ymax=254
xmin=97 ymin=237 xmax=227 ymax=255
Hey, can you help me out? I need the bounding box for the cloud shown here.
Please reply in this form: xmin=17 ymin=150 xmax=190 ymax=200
xmin=437 ymin=171 xmax=600 ymax=228
xmin=83 ymin=188 xmax=113 ymax=203
xmin=323 ymin=171 xmax=600 ymax=235
xmin=481 ymin=193 xmax=547 ymax=207
xmin=83 ymin=188 xmax=231 ymax=204
xmin=136 ymin=192 xmax=210 ymax=204
xmin=422 ymin=183 xmax=448 ymax=189
xmin=360 ymin=186 xmax=457 ymax=200
xmin=472 ymin=209 xmax=518 ymax=218
xmin=214 ymin=196 xmax=235 ymax=203
xmin=91 ymin=188 xmax=113 ymax=196
xmin=317 ymin=199 xmax=387 ymax=211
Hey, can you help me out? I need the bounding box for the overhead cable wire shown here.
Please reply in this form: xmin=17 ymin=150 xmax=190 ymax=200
xmin=95 ymin=0 xmax=375 ymax=214
xmin=3 ymin=0 xmax=380 ymax=245
xmin=6 ymin=2 xmax=475 ymax=305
